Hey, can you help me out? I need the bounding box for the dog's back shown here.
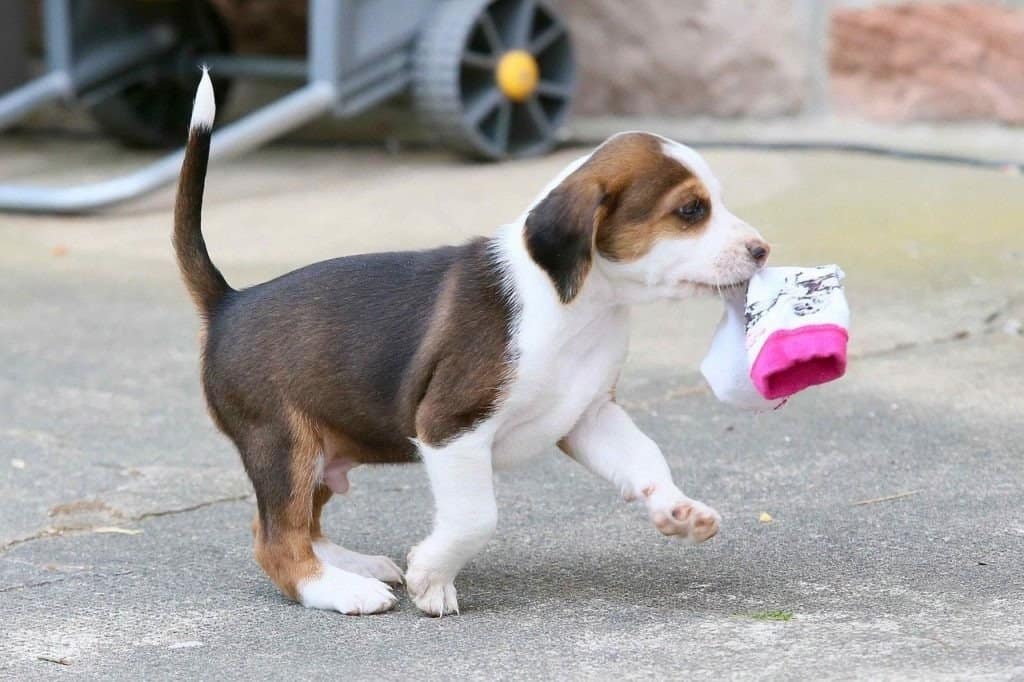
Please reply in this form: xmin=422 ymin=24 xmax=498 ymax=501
xmin=203 ymin=246 xmax=467 ymax=460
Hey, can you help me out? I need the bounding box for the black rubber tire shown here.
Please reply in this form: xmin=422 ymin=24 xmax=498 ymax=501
xmin=84 ymin=0 xmax=232 ymax=149
xmin=413 ymin=0 xmax=575 ymax=160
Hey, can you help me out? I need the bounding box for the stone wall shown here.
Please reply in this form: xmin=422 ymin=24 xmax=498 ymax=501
xmin=830 ymin=3 xmax=1024 ymax=123
xmin=558 ymin=0 xmax=808 ymax=117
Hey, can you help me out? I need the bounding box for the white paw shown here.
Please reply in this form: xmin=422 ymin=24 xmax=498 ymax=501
xmin=406 ymin=570 xmax=459 ymax=617
xmin=313 ymin=540 xmax=404 ymax=584
xmin=405 ymin=546 xmax=459 ymax=616
xmin=298 ymin=564 xmax=397 ymax=615
xmin=646 ymin=489 xmax=721 ymax=543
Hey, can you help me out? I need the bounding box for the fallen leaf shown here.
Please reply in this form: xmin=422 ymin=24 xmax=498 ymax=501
xmin=49 ymin=499 xmax=119 ymax=517
xmin=759 ymin=512 xmax=773 ymax=523
xmin=748 ymin=609 xmax=793 ymax=621
xmin=51 ymin=245 xmax=69 ymax=257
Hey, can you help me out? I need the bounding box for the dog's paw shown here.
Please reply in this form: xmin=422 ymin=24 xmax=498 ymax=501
xmin=406 ymin=572 xmax=459 ymax=616
xmin=313 ymin=540 xmax=404 ymax=584
xmin=648 ymin=492 xmax=721 ymax=544
xmin=298 ymin=565 xmax=397 ymax=615
xmin=405 ymin=547 xmax=459 ymax=616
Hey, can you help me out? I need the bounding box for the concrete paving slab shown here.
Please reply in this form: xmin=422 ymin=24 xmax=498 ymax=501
xmin=1 ymin=135 xmax=1022 ymax=680
xmin=2 ymin=333 xmax=1022 ymax=680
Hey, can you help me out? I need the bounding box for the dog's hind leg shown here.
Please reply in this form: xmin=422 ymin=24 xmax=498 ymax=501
xmin=244 ymin=420 xmax=396 ymax=615
xmin=309 ymin=482 xmax=404 ymax=584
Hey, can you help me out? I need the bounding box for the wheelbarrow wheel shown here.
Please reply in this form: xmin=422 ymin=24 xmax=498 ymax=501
xmin=84 ymin=0 xmax=232 ymax=149
xmin=413 ymin=0 xmax=575 ymax=160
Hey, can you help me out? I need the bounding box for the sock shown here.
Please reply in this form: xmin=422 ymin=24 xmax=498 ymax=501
xmin=701 ymin=286 xmax=785 ymax=411
xmin=701 ymin=265 xmax=850 ymax=410
xmin=746 ymin=265 xmax=849 ymax=400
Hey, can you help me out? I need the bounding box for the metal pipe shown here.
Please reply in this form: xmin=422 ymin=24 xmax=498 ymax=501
xmin=0 ymin=23 xmax=176 ymax=131
xmin=337 ymin=73 xmax=410 ymax=117
xmin=198 ymin=56 xmax=308 ymax=81
xmin=72 ymin=25 xmax=178 ymax=90
xmin=0 ymin=81 xmax=335 ymax=213
xmin=336 ymin=53 xmax=408 ymax=99
xmin=43 ymin=0 xmax=73 ymax=74
xmin=0 ymin=72 xmax=72 ymax=130
xmin=309 ymin=0 xmax=345 ymax=84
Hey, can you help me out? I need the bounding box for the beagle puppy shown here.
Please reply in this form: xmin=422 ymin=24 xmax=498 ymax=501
xmin=174 ymin=71 xmax=770 ymax=616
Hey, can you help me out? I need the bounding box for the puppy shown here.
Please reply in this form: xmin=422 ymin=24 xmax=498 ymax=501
xmin=174 ymin=71 xmax=770 ymax=616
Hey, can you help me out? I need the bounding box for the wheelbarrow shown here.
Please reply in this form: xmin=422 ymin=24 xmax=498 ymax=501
xmin=0 ymin=0 xmax=575 ymax=213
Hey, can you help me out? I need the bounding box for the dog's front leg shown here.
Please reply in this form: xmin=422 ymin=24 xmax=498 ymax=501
xmin=406 ymin=430 xmax=497 ymax=616
xmin=561 ymin=398 xmax=720 ymax=543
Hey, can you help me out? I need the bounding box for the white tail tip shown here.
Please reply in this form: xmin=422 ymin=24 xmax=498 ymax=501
xmin=189 ymin=66 xmax=216 ymax=131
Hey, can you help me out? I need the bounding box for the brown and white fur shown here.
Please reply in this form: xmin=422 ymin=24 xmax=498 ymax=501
xmin=174 ymin=71 xmax=770 ymax=616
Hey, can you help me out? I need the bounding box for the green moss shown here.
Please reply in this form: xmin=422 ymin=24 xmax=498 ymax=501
xmin=747 ymin=610 xmax=794 ymax=621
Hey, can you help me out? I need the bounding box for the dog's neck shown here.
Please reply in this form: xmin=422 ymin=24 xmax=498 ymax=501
xmin=494 ymin=220 xmax=701 ymax=318
xmin=493 ymin=222 xmax=627 ymax=345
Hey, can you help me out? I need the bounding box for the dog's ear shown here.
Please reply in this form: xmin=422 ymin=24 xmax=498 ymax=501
xmin=524 ymin=179 xmax=610 ymax=304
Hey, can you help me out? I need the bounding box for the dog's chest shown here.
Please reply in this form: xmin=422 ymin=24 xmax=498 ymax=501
xmin=491 ymin=309 xmax=629 ymax=468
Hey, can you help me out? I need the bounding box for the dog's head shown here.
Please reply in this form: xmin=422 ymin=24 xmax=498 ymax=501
xmin=524 ymin=132 xmax=770 ymax=303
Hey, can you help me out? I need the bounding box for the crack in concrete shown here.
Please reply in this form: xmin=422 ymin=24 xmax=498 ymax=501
xmin=130 ymin=493 xmax=253 ymax=521
xmin=0 ymin=569 xmax=134 ymax=594
xmin=855 ymin=323 xmax=1016 ymax=360
xmin=855 ymin=331 xmax=974 ymax=360
xmin=0 ymin=493 xmax=253 ymax=555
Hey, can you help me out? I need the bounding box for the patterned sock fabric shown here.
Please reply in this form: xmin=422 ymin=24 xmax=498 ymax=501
xmin=702 ymin=265 xmax=849 ymax=411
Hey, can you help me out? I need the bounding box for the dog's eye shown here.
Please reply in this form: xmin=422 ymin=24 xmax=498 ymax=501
xmin=675 ymin=199 xmax=708 ymax=225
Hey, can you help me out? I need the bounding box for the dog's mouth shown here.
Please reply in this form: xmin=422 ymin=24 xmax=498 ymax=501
xmin=680 ymin=279 xmax=749 ymax=295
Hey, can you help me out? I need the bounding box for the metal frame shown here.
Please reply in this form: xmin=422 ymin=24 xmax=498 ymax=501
xmin=0 ymin=0 xmax=429 ymax=213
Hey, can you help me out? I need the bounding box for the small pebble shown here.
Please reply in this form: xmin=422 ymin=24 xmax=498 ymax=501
xmin=11 ymin=458 xmax=25 ymax=470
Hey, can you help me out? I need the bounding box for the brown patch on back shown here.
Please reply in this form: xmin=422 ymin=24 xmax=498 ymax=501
xmin=403 ymin=240 xmax=514 ymax=447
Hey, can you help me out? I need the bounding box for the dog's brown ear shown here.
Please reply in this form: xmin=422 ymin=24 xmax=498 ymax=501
xmin=524 ymin=179 xmax=609 ymax=304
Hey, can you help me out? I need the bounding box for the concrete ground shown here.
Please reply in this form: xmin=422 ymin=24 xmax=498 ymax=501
xmin=1 ymin=133 xmax=1023 ymax=681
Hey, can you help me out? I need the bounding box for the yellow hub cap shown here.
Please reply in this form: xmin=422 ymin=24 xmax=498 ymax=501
xmin=495 ymin=50 xmax=540 ymax=102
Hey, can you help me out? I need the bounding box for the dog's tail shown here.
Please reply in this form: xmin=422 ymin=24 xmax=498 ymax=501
xmin=174 ymin=68 xmax=232 ymax=318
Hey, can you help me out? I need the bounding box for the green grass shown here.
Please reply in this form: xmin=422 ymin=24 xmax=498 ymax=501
xmin=746 ymin=610 xmax=794 ymax=622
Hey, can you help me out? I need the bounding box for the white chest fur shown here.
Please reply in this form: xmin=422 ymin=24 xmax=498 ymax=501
xmin=487 ymin=225 xmax=630 ymax=469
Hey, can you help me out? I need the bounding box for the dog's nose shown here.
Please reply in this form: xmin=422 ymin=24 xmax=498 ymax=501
xmin=746 ymin=240 xmax=770 ymax=265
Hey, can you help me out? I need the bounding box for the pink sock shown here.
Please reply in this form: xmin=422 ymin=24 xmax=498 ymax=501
xmin=746 ymin=266 xmax=849 ymax=400
xmin=701 ymin=265 xmax=849 ymax=410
